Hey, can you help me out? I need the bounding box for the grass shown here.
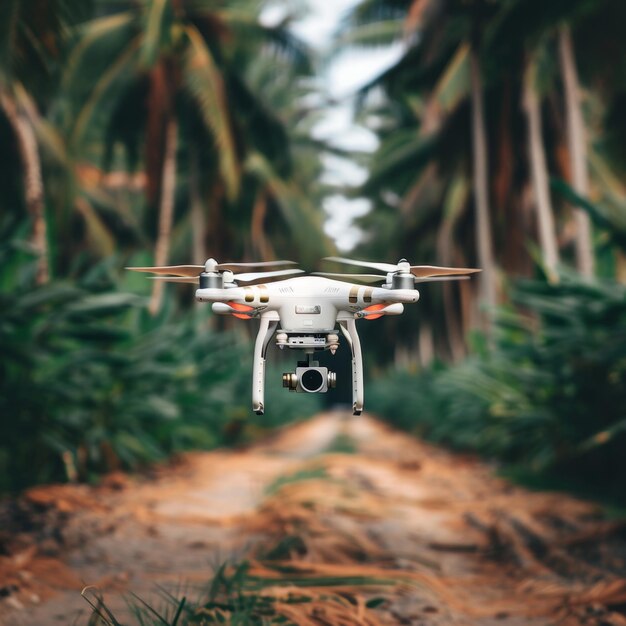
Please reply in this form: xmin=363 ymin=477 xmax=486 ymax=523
xmin=264 ymin=466 xmax=329 ymax=497
xmin=323 ymin=432 xmax=358 ymax=454
xmin=84 ymin=560 xmax=395 ymax=625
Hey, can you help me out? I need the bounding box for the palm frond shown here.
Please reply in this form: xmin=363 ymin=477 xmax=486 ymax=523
xmin=140 ymin=0 xmax=173 ymax=67
xmin=62 ymin=12 xmax=135 ymax=93
xmin=183 ymin=24 xmax=240 ymax=200
xmin=334 ymin=18 xmax=405 ymax=49
xmin=341 ymin=0 xmax=412 ymax=29
xmin=220 ymin=11 xmax=312 ymax=73
xmin=245 ymin=152 xmax=335 ymax=264
xmin=67 ymin=31 xmax=141 ymax=150
xmin=431 ymin=42 xmax=470 ymax=115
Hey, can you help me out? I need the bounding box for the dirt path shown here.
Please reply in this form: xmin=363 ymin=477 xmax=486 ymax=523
xmin=2 ymin=412 xmax=626 ymax=625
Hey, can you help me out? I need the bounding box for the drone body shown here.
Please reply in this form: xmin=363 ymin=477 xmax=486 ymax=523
xmin=128 ymin=257 xmax=480 ymax=415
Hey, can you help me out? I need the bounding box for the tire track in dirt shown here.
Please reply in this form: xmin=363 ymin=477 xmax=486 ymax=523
xmin=1 ymin=412 xmax=626 ymax=625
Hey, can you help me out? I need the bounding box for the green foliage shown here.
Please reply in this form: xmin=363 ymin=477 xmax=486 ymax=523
xmin=0 ymin=232 xmax=224 ymax=491
xmin=367 ymin=273 xmax=626 ymax=495
xmin=552 ymin=177 xmax=626 ymax=252
xmin=324 ymin=432 xmax=358 ymax=454
xmin=264 ymin=466 xmax=329 ymax=497
xmin=86 ymin=559 xmax=395 ymax=625
xmin=0 ymin=222 xmax=319 ymax=493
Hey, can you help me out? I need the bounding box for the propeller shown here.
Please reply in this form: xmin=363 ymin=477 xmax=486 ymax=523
xmin=146 ymin=268 xmax=304 ymax=284
xmin=227 ymin=269 xmax=303 ymax=283
xmin=127 ymin=258 xmax=301 ymax=287
xmin=126 ymin=259 xmax=297 ymax=277
xmin=128 ymin=264 xmax=205 ymax=277
xmin=313 ymin=272 xmax=471 ymax=285
xmin=147 ymin=276 xmax=199 ymax=284
xmin=322 ymin=257 xmax=481 ymax=279
xmin=413 ymin=275 xmax=470 ymax=283
xmin=216 ymin=260 xmax=297 ymax=270
xmin=323 ymin=257 xmax=398 ymax=273
xmin=312 ymin=272 xmax=387 ymax=283
xmin=410 ymin=265 xmax=480 ymax=278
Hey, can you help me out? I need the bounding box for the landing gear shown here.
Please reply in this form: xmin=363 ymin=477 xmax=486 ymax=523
xmin=339 ymin=319 xmax=364 ymax=416
xmin=253 ymin=319 xmax=365 ymax=415
xmin=252 ymin=317 xmax=278 ymax=415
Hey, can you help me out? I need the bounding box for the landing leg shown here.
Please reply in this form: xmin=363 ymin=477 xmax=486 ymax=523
xmin=339 ymin=319 xmax=364 ymax=415
xmin=252 ymin=318 xmax=278 ymax=415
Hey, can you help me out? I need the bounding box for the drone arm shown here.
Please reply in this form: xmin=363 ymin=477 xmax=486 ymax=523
xmin=252 ymin=317 xmax=278 ymax=415
xmin=196 ymin=287 xmax=246 ymax=303
xmin=370 ymin=286 xmax=420 ymax=304
xmin=339 ymin=319 xmax=364 ymax=416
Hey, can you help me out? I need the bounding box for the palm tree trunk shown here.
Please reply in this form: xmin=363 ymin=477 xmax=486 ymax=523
xmin=251 ymin=188 xmax=277 ymax=261
xmin=190 ymin=144 xmax=205 ymax=264
xmin=522 ymin=58 xmax=560 ymax=283
xmin=0 ymin=90 xmax=49 ymax=284
xmin=207 ymin=182 xmax=225 ymax=260
xmin=189 ymin=144 xmax=207 ymax=314
xmin=469 ymin=48 xmax=497 ymax=332
xmin=439 ymin=231 xmax=465 ymax=361
xmin=149 ymin=117 xmax=178 ymax=315
xmin=558 ymin=26 xmax=594 ymax=278
xmin=443 ymin=283 xmax=466 ymax=362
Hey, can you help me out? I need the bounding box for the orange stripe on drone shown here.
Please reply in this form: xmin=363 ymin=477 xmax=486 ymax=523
xmin=227 ymin=301 xmax=255 ymax=319
xmin=362 ymin=304 xmax=386 ymax=320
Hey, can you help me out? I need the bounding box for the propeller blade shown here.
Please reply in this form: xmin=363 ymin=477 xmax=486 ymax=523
xmin=413 ymin=275 xmax=470 ymax=284
xmin=410 ymin=265 xmax=481 ymax=278
xmin=323 ymin=256 xmax=398 ymax=273
xmin=312 ymin=272 xmax=387 ymax=283
xmin=216 ymin=260 xmax=297 ymax=270
xmin=231 ymin=269 xmax=304 ymax=283
xmin=147 ymin=276 xmax=199 ymax=284
xmin=126 ymin=265 xmax=204 ymax=277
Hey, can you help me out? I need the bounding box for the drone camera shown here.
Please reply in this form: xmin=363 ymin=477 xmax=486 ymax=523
xmin=282 ymin=366 xmax=336 ymax=393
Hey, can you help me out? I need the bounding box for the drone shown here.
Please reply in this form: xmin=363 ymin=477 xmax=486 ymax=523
xmin=127 ymin=257 xmax=480 ymax=415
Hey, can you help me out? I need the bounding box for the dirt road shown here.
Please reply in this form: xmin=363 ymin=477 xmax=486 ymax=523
xmin=1 ymin=412 xmax=626 ymax=625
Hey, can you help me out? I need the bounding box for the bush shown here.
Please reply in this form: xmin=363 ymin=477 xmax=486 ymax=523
xmin=0 ymin=222 xmax=320 ymax=492
xmin=367 ymin=273 xmax=626 ymax=492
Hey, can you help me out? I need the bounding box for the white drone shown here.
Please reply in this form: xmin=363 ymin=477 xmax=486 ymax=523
xmin=128 ymin=257 xmax=480 ymax=415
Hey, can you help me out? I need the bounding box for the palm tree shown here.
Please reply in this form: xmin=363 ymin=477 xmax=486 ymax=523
xmin=0 ymin=1 xmax=91 ymax=282
xmin=62 ymin=1 xmax=233 ymax=311
xmin=0 ymin=1 xmax=120 ymax=284
xmin=346 ymin=0 xmax=621 ymax=293
xmin=340 ymin=0 xmax=500 ymax=357
xmin=484 ymin=0 xmax=626 ymax=282
xmin=61 ymin=0 xmax=323 ymax=311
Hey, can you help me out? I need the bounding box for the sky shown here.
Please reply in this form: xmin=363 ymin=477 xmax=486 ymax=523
xmin=264 ymin=0 xmax=404 ymax=250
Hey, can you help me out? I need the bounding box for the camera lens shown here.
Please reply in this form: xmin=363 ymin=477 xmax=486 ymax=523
xmin=301 ymin=368 xmax=324 ymax=392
